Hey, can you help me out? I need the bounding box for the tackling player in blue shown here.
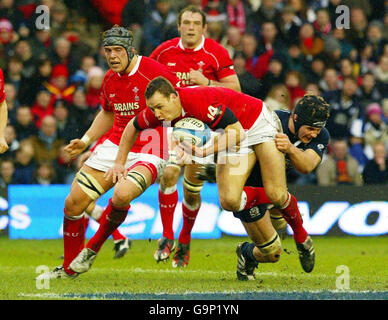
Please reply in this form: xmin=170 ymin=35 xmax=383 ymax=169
xmin=198 ymin=94 xmax=331 ymax=279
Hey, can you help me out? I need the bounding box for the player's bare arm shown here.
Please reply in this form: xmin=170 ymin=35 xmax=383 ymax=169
xmin=65 ymin=109 xmax=114 ymax=159
xmin=0 ymin=100 xmax=8 ymax=154
xmin=179 ymin=121 xmax=245 ymax=163
xmin=210 ymin=74 xmax=241 ymax=92
xmin=275 ymin=133 xmax=321 ymax=174
xmin=104 ymin=118 xmax=139 ymax=183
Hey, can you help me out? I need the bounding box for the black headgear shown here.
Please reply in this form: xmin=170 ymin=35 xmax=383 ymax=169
xmin=293 ymin=94 xmax=330 ymax=136
xmin=102 ymin=25 xmax=135 ymax=68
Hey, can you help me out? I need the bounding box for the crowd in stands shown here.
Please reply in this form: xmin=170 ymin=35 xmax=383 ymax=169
xmin=0 ymin=0 xmax=387 ymax=187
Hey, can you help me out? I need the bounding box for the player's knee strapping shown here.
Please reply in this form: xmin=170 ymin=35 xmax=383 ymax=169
xmin=127 ymin=170 xmax=148 ymax=193
xmin=75 ymin=170 xmax=106 ymax=201
xmin=256 ymin=232 xmax=281 ymax=262
xmin=183 ymin=176 xmax=204 ymax=194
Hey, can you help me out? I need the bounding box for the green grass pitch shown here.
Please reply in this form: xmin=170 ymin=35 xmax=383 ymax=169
xmin=0 ymin=236 xmax=387 ymax=300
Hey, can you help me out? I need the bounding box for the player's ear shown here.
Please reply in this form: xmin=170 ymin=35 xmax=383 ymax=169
xmin=293 ymin=114 xmax=298 ymax=122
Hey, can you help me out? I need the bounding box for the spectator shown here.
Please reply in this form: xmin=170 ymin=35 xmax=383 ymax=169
xmin=29 ymin=115 xmax=65 ymax=164
xmin=14 ymin=39 xmax=35 ymax=78
xmin=251 ymin=0 xmax=280 ymax=29
xmin=30 ymin=29 xmax=52 ymax=60
xmin=259 ymin=55 xmax=286 ymax=98
xmin=50 ymin=37 xmax=77 ymax=75
xmin=121 ymin=0 xmax=147 ymax=52
xmin=338 ymin=57 xmax=361 ymax=86
xmin=241 ymin=33 xmax=259 ymax=77
xmin=299 ymin=23 xmax=325 ymax=60
xmin=255 ymin=21 xmax=286 ymax=79
xmin=357 ymin=72 xmax=384 ymax=112
xmin=18 ymin=58 xmax=52 ymax=106
xmin=70 ymin=88 xmax=95 ymax=134
xmin=383 ymin=99 xmax=388 ymax=123
xmin=305 ymin=82 xmax=321 ymax=96
xmin=13 ymin=139 xmax=36 ymax=184
xmin=0 ymin=124 xmax=18 ymax=160
xmin=277 ymin=5 xmax=302 ymax=46
xmin=4 ymin=82 xmax=19 ymax=124
xmin=13 ymin=105 xmax=38 ymax=141
xmin=317 ymin=139 xmax=363 ymax=186
xmin=305 ymin=55 xmax=326 ymax=84
xmin=0 ymin=0 xmax=25 ymax=30
xmin=0 ymin=158 xmax=17 ymax=187
xmin=366 ymin=21 xmax=387 ymax=62
xmin=85 ymin=66 xmax=104 ymax=109
xmin=31 ymin=88 xmax=54 ymax=128
xmin=313 ymin=8 xmax=332 ymax=37
xmin=345 ymin=7 xmax=368 ymax=51
xmin=264 ymin=83 xmax=291 ymax=112
xmin=221 ymin=25 xmax=243 ymax=59
xmin=43 ymin=64 xmax=76 ymax=104
xmin=32 ymin=161 xmax=58 ymax=185
xmin=142 ymin=0 xmax=178 ymax=56
xmin=0 ymin=18 xmax=18 ymax=69
xmin=319 ymin=67 xmax=340 ymax=93
xmin=363 ymin=103 xmax=388 ymax=160
xmin=362 ymin=141 xmax=388 ymax=184
xmin=285 ymin=42 xmax=305 ymax=73
xmin=232 ymin=50 xmax=261 ymax=98
xmin=53 ymin=100 xmax=79 ymax=143
xmin=358 ymin=42 xmax=377 ymax=75
xmin=285 ymin=70 xmax=306 ymax=108
xmin=373 ymin=55 xmax=388 ymax=85
xmin=323 ymin=77 xmax=362 ymax=139
xmin=331 ymin=28 xmax=357 ymax=61
xmin=4 ymin=55 xmax=23 ymax=92
xmin=224 ymin=0 xmax=253 ymax=35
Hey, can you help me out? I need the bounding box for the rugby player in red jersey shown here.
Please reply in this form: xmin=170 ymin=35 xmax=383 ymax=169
xmin=37 ymin=26 xmax=180 ymax=280
xmin=92 ymin=77 xmax=312 ymax=277
xmin=0 ymin=68 xmax=9 ymax=154
xmin=150 ymin=5 xmax=241 ymax=267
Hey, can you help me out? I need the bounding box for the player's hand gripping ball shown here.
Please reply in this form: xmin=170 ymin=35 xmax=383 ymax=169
xmin=172 ymin=117 xmax=211 ymax=146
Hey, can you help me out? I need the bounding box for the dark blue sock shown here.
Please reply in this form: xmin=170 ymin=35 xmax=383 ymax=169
xmin=241 ymin=242 xmax=258 ymax=263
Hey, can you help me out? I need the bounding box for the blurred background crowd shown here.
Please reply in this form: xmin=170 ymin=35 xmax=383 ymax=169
xmin=0 ymin=0 xmax=387 ymax=187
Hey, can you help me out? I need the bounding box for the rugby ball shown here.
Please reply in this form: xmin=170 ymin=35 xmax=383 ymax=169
xmin=173 ymin=117 xmax=211 ymax=146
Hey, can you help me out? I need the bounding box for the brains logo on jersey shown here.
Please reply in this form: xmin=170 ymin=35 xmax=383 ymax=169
xmin=173 ymin=117 xmax=211 ymax=146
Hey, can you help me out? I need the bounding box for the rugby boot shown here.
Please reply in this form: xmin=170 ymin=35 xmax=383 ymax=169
xmin=113 ymin=238 xmax=133 ymax=259
xmin=154 ymin=237 xmax=176 ymax=262
xmin=172 ymin=242 xmax=190 ymax=268
xmin=236 ymin=242 xmax=258 ymax=281
xmin=35 ymin=266 xmax=78 ymax=280
xmin=69 ymin=248 xmax=97 ymax=274
xmin=296 ymin=236 xmax=315 ymax=273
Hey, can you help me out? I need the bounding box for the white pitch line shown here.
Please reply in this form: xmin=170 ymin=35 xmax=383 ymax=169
xmin=18 ymin=289 xmax=387 ymax=300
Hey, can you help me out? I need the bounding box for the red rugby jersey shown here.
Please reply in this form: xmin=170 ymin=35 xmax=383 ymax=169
xmin=135 ymin=86 xmax=263 ymax=131
xmin=0 ymin=69 xmax=5 ymax=103
xmin=100 ymin=56 xmax=180 ymax=158
xmin=150 ymin=36 xmax=236 ymax=86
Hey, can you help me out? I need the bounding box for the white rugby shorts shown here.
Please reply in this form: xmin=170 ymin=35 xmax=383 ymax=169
xmin=218 ymin=103 xmax=282 ymax=158
xmin=85 ymin=139 xmax=166 ymax=180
